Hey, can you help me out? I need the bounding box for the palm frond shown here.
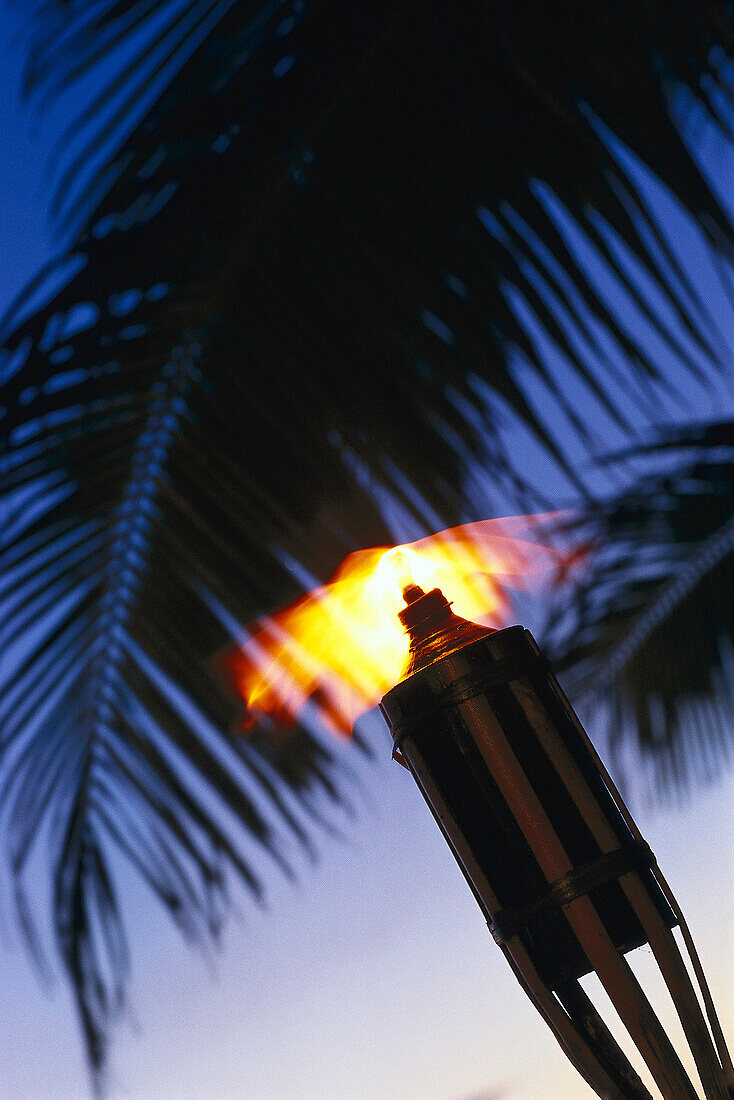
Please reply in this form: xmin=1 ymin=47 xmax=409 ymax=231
xmin=544 ymin=420 xmax=734 ymax=794
xmin=2 ymin=313 xmax=389 ymax=1078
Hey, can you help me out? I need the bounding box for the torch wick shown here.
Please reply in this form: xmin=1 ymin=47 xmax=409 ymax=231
xmin=401 ymin=582 xmax=426 ymax=605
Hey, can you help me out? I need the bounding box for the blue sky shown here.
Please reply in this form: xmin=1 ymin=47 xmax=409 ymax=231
xmin=1 ymin=9 xmax=734 ymax=1099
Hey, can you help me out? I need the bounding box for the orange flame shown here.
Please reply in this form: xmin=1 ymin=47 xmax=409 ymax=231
xmin=226 ymin=514 xmax=579 ymax=737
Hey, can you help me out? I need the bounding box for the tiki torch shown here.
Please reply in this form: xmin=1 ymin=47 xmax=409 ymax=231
xmin=380 ymin=582 xmax=733 ymax=1100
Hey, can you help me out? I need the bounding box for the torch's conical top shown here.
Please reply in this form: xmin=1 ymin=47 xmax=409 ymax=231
xmin=397 ymin=583 xmax=494 ymax=677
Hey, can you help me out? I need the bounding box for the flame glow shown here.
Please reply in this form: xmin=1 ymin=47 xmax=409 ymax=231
xmin=226 ymin=515 xmax=579 ymax=736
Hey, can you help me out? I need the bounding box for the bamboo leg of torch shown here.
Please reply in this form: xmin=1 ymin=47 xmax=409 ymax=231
xmin=467 ymin=697 xmax=700 ymax=1100
xmin=651 ymin=864 xmax=734 ymax=1096
xmin=502 ymin=946 xmax=643 ymax=1100
xmin=556 ymin=979 xmax=654 ymax=1100
xmin=532 ymin=668 xmax=734 ymax=1100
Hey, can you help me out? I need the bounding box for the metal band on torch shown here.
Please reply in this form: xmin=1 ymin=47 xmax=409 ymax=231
xmin=488 ymin=841 xmax=655 ymax=946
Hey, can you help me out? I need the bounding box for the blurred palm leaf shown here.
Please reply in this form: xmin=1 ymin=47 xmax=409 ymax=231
xmin=544 ymin=420 xmax=734 ymax=793
xmin=3 ymin=0 xmax=734 ymax=1084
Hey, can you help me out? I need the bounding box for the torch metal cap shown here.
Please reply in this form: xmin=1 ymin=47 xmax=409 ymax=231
xmin=397 ymin=584 xmax=495 ymax=678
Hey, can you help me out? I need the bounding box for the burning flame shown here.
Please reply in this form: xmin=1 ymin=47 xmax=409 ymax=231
xmin=226 ymin=515 xmax=578 ymax=737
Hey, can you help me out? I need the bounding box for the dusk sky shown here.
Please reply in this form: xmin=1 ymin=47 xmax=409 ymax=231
xmin=1 ymin=8 xmax=733 ymax=1100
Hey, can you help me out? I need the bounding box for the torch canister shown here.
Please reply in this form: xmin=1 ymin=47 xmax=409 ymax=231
xmin=380 ymin=585 xmax=733 ymax=1100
